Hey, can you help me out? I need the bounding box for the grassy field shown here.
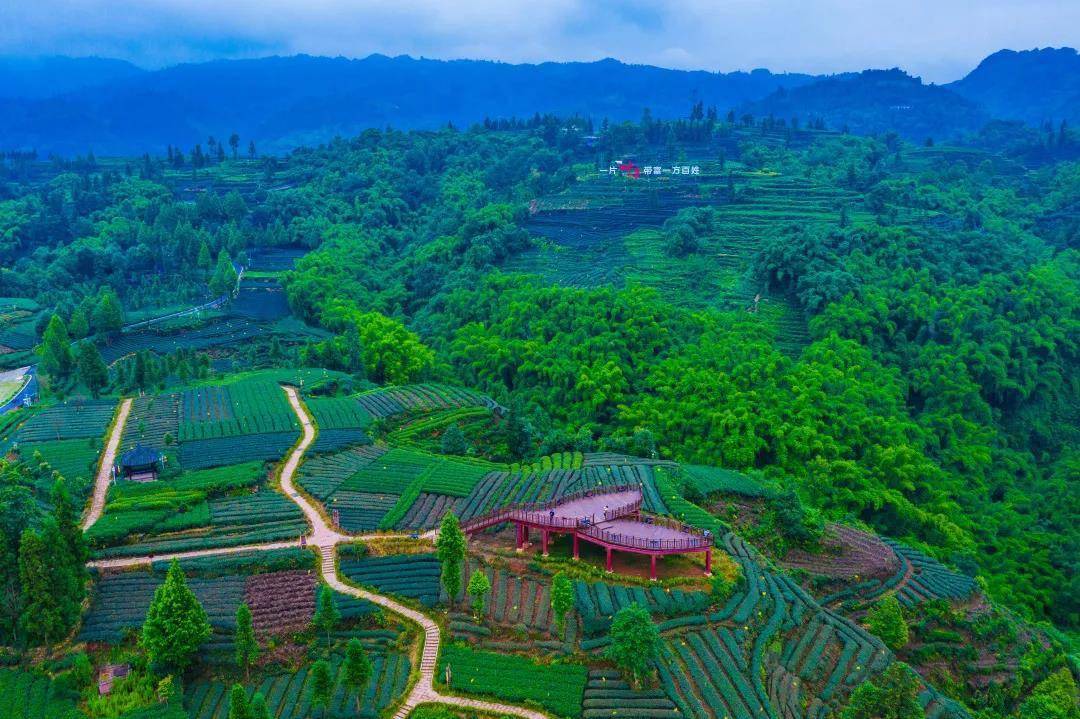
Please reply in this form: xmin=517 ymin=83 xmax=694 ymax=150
xmin=0 ymin=377 xmax=24 ymax=405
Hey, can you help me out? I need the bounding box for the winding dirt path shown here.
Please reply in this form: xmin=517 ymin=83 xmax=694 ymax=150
xmin=88 ymin=540 xmax=299 ymax=570
xmin=279 ymin=387 xmax=350 ymax=546
xmin=82 ymin=397 xmax=133 ymax=530
xmin=88 ymin=386 xmax=549 ymax=719
xmin=280 ymin=387 xmax=548 ymax=719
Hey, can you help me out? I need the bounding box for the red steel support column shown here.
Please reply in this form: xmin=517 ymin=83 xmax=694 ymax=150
xmin=705 ymin=548 xmax=712 ymax=576
xmin=515 ymin=522 xmax=523 ymax=551
xmin=572 ymin=533 xmax=579 ymax=560
xmin=605 ymin=547 xmax=613 ymax=573
xmin=650 ymin=554 xmax=657 ymax=581
xmin=542 ymin=529 xmax=549 ymax=557
xmin=522 ymin=525 xmax=529 ymax=545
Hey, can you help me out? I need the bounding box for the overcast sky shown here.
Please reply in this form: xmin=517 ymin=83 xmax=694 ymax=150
xmin=2 ymin=0 xmax=1078 ymax=83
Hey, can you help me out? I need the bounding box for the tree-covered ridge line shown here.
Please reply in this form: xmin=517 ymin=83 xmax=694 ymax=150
xmin=0 ymin=109 xmax=1076 ymax=643
xmin=4 ymin=47 xmax=1080 ymax=156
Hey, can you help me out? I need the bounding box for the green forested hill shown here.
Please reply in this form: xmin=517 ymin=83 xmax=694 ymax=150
xmin=1 ymin=112 xmax=1077 ymax=647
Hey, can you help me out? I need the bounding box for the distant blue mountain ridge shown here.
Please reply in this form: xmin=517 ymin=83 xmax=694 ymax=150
xmin=0 ymin=48 xmax=1075 ymax=155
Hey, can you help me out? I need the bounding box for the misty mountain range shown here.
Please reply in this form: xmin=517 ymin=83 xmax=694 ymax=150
xmin=1 ymin=47 xmax=1078 ymax=156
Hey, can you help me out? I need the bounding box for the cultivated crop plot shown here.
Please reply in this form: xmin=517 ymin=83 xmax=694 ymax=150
xmin=784 ymin=524 xmax=901 ymax=582
xmin=395 ymin=492 xmax=462 ymax=531
xmin=99 ymin=317 xmax=270 ymax=364
xmin=243 ymin=570 xmax=317 ymax=634
xmin=451 ymin=453 xmax=585 ymax=521
xmin=682 ymin=464 xmax=770 ymax=498
xmin=306 ymin=396 xmax=373 ymax=453
xmin=87 ymin=459 xmax=307 ymax=559
xmin=627 ymin=533 xmax=967 ymax=719
xmin=0 ymin=297 xmax=45 ymax=368
xmin=80 ymin=572 xmax=246 ymax=643
xmin=458 ymin=469 xmax=580 ymax=521
xmin=6 ymin=398 xmax=118 ymax=498
xmin=245 ymin=247 xmax=309 ymax=272
xmin=118 ymin=374 xmax=301 ymax=473
xmin=79 ymin=551 xmax=301 ymax=643
xmin=179 ymin=378 xmax=296 ymax=440
xmin=575 ymin=580 xmax=710 ymax=636
xmin=438 ymin=644 xmax=588 ymax=718
xmin=583 ymin=668 xmax=680 ymax=719
xmin=120 ymin=393 xmax=180 ymax=451
xmin=229 ymin=276 xmax=292 ymax=322
xmin=507 ymin=164 xmax=854 ymax=354
xmin=185 ymin=649 xmax=410 ymax=719
xmin=354 ymin=383 xmax=500 ymax=418
xmin=882 ymin=539 xmax=979 ymax=607
xmin=82 ymin=548 xmax=385 ymax=653
xmin=14 ymin=398 xmax=117 ymax=442
xmin=447 ymin=558 xmax=557 ymax=635
xmin=303 ymin=439 xmax=499 ymax=531
xmin=339 ymin=553 xmax=442 ymax=606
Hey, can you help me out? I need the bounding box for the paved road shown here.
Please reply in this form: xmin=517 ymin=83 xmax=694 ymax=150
xmin=87 ymin=386 xmax=549 ymax=719
xmin=0 ymin=365 xmax=37 ymax=415
xmin=82 ymin=397 xmax=133 ymax=530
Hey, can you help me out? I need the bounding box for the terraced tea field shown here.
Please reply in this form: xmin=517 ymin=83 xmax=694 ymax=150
xmin=81 ymin=549 xmax=319 ymax=643
xmin=446 ymin=558 xmax=557 ymax=635
xmin=0 ymin=297 xmax=45 ymax=368
xmin=583 ymin=669 xmax=679 ymax=719
xmin=184 ymin=649 xmax=410 ymax=719
xmin=99 ymin=317 xmax=268 ymax=364
xmin=354 ymin=383 xmax=500 ymax=418
xmin=437 ymin=644 xmax=588 ymax=718
xmin=14 ymin=399 xmax=117 ymax=442
xmin=7 ymin=398 xmax=117 ymax=498
xmin=300 ymin=442 xmax=499 ymax=532
xmin=86 ymin=459 xmax=308 ymax=558
xmin=338 ymin=553 xmax=441 ymax=606
xmin=507 ymin=163 xmax=869 ymax=355
xmin=117 ymin=375 xmax=301 ymax=472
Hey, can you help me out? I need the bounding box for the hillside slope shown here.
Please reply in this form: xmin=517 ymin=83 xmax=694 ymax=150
xmin=741 ymin=69 xmax=988 ymax=140
xmin=948 ymin=47 xmax=1080 ymax=125
xmin=0 ymin=55 xmax=143 ymax=100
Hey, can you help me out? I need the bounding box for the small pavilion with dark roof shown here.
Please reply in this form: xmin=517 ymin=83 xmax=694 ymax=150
xmin=117 ymin=444 xmax=163 ymax=482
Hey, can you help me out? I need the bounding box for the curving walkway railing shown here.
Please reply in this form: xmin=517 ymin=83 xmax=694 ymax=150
xmin=460 ymin=484 xmax=642 ymax=533
xmin=578 ymin=521 xmax=711 ymax=551
xmin=460 ymin=485 xmax=711 ymax=552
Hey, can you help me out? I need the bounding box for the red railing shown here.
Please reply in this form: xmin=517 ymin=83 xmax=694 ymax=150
xmin=461 ymin=485 xmax=713 ymax=552
xmin=597 ymin=497 xmax=642 ymax=522
xmin=536 ymin=484 xmax=640 ymax=511
xmin=461 ymin=484 xmax=641 ymax=534
xmin=580 ymin=511 xmax=713 ymax=551
xmin=579 ymin=524 xmax=712 ymax=551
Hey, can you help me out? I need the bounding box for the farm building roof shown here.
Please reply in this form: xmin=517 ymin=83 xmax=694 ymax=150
xmin=119 ymin=443 xmax=161 ymax=468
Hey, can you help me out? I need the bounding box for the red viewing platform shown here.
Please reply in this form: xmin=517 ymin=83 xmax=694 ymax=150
xmin=461 ymin=485 xmax=713 ymax=580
